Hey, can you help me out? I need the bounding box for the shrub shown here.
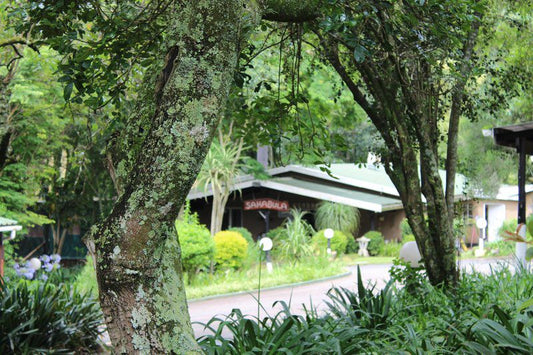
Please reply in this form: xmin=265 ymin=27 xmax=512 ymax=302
xmin=486 ymin=240 xmax=514 ymax=256
xmin=274 ymin=209 xmax=314 ymax=261
xmin=311 ymin=230 xmax=349 ymax=255
xmin=315 ymin=202 xmax=360 ymax=236
xmin=401 ymin=233 xmax=416 ymax=244
xmin=214 ymin=231 xmax=248 ymax=269
xmin=498 ymin=218 xmax=518 ymax=239
xmin=381 ymin=241 xmax=402 ymax=257
xmin=198 ymin=264 xmax=533 ymax=354
xmin=345 ymin=234 xmax=359 ymax=254
xmin=363 ymin=231 xmax=385 ymax=256
xmin=228 ymin=227 xmax=254 ymax=245
xmin=175 ymin=204 xmax=214 ymax=279
xmin=266 ymin=226 xmax=286 ymax=241
xmin=0 ymin=280 xmax=103 ymax=353
xmin=400 ymin=218 xmax=413 ymax=237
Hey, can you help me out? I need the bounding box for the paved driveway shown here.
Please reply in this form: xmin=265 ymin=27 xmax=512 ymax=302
xmin=189 ymin=258 xmax=511 ymax=338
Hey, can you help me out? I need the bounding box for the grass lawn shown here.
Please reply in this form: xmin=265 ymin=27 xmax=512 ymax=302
xmin=186 ymin=257 xmax=346 ymax=300
xmin=74 ymin=254 xmax=395 ymax=300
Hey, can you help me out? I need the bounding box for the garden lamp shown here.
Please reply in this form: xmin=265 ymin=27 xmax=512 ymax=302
xmin=324 ymin=228 xmax=334 ymax=255
xmin=259 ymin=237 xmax=273 ymax=273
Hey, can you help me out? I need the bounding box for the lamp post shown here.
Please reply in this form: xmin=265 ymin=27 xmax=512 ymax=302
xmin=475 ymin=218 xmax=487 ymax=257
xmin=259 ymin=237 xmax=273 ymax=273
xmin=324 ymin=228 xmax=334 ymax=255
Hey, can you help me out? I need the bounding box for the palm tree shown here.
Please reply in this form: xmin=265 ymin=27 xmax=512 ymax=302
xmin=195 ymin=125 xmax=244 ymax=236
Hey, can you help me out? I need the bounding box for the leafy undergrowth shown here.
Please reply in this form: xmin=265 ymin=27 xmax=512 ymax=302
xmin=198 ymin=264 xmax=533 ymax=354
xmin=0 ymin=280 xmax=104 ymax=353
xmin=186 ymin=257 xmax=345 ymax=300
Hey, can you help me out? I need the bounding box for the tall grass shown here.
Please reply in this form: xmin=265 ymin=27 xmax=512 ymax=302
xmin=315 ymin=201 xmax=361 ymax=236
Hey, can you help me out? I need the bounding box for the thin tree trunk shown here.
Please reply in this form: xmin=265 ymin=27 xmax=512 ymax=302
xmin=57 ymin=228 xmax=68 ymax=255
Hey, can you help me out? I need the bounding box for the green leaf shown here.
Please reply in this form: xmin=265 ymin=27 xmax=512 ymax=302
xmin=63 ymin=82 xmax=73 ymax=101
xmin=353 ymin=44 xmax=369 ymax=63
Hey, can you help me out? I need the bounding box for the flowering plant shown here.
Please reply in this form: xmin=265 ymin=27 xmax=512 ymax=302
xmin=13 ymin=254 xmax=61 ymax=281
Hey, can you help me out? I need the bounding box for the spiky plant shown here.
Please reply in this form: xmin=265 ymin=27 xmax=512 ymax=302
xmin=315 ymin=202 xmax=360 ymax=236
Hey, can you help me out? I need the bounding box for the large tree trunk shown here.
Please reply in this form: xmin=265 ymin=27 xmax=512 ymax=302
xmin=82 ymin=1 xmax=320 ymax=351
xmin=88 ymin=2 xmax=249 ymax=352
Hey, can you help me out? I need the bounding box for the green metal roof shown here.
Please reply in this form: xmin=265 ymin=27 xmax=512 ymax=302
xmin=0 ymin=217 xmax=18 ymax=226
xmin=263 ymin=177 xmax=403 ymax=212
xmin=281 ymin=163 xmax=467 ymax=197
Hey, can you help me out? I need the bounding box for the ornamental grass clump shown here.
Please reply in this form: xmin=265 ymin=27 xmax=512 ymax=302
xmin=274 ymin=209 xmax=314 ymax=261
xmin=0 ymin=280 xmax=104 ymax=353
xmin=214 ymin=230 xmax=248 ymax=269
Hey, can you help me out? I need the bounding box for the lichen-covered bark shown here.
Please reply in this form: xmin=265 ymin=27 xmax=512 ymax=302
xmin=89 ymin=1 xmax=251 ymax=352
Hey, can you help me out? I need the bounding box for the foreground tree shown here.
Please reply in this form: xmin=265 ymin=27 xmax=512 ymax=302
xmin=315 ymin=0 xmax=487 ymax=286
xmin=13 ymin=1 xmax=321 ymax=352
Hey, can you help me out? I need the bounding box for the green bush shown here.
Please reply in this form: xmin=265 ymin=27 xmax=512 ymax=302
xmin=311 ymin=230 xmax=349 ymax=255
xmin=486 ymin=240 xmax=514 ymax=256
xmin=345 ymin=234 xmax=358 ymax=254
xmin=363 ymin=231 xmax=385 ymax=256
xmin=400 ymin=218 xmax=413 ymax=237
xmin=380 ymin=241 xmax=402 ymax=257
xmin=175 ymin=204 xmax=214 ymax=279
xmin=214 ymin=231 xmax=248 ymax=269
xmin=0 ymin=280 xmax=103 ymax=353
xmin=198 ymin=265 xmax=533 ymax=354
xmin=498 ymin=218 xmax=518 ymax=239
xmin=401 ymin=233 xmax=416 ymax=244
xmin=229 ymin=227 xmax=254 ymax=245
xmin=266 ymin=226 xmax=286 ymax=241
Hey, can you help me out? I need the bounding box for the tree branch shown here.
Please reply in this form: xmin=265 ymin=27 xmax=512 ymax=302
xmin=261 ymin=0 xmax=321 ymax=22
xmin=445 ymin=14 xmax=481 ymax=224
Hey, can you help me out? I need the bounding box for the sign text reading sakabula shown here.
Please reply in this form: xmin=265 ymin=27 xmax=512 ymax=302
xmin=243 ymin=198 xmax=289 ymax=212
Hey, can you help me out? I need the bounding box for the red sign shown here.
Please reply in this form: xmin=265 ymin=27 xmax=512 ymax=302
xmin=243 ymin=198 xmax=289 ymax=212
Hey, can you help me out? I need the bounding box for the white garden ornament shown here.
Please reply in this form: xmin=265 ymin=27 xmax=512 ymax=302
xmin=399 ymin=241 xmax=422 ymax=267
